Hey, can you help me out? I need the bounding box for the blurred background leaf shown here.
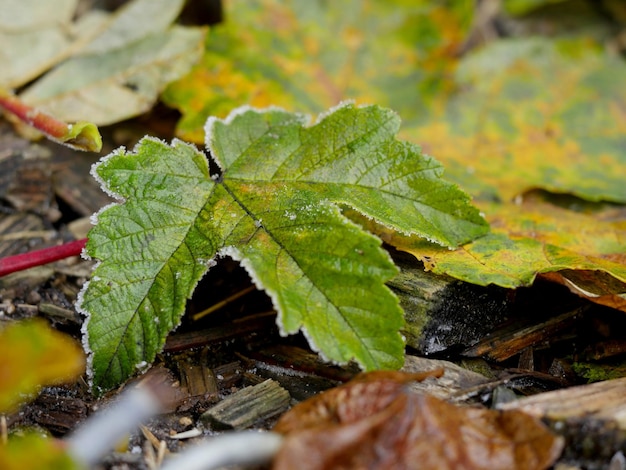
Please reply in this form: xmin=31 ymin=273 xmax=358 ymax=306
xmin=1 ymin=0 xmax=205 ymax=128
xmin=406 ymin=37 xmax=626 ymax=203
xmin=0 ymin=319 xmax=85 ymax=413
xmin=0 ymin=432 xmax=78 ymax=470
xmin=163 ymin=0 xmax=474 ymax=143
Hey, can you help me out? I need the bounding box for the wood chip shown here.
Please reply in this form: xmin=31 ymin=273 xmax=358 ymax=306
xmin=498 ymin=376 xmax=626 ymax=426
xmin=200 ymin=379 xmax=290 ymax=430
xmin=463 ymin=306 xmax=587 ymax=361
xmin=499 ymin=377 xmax=626 ymax=467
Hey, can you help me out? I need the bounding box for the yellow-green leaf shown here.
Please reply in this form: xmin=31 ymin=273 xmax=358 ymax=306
xmin=391 ymin=37 xmax=626 ymax=300
xmin=163 ymin=0 xmax=473 ymax=143
xmin=0 ymin=432 xmax=79 ymax=470
xmin=0 ymin=320 xmax=85 ymax=413
xmin=405 ymin=37 xmax=626 ymax=204
xmin=389 ymin=194 xmax=626 ymax=300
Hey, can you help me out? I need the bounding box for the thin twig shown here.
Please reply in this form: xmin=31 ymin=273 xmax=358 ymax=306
xmin=192 ymin=285 xmax=256 ymax=321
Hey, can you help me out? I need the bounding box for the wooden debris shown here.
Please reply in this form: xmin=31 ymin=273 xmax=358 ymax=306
xmin=241 ymin=344 xmax=359 ymax=383
xmin=388 ymin=251 xmax=511 ymax=354
xmin=582 ymin=339 xmax=626 ymax=361
xmin=200 ymin=379 xmax=290 ymax=430
xmin=401 ymin=355 xmax=491 ymax=400
xmin=174 ymin=350 xmax=220 ymax=412
xmin=499 ymin=377 xmax=626 ymax=467
xmin=178 ymin=354 xmax=218 ymax=398
xmin=22 ymin=392 xmax=88 ymax=435
xmin=52 ymin=153 xmax=113 ymax=217
xmin=240 ymin=345 xmax=345 ymax=401
xmin=0 ymin=141 xmax=56 ymax=217
xmin=498 ymin=376 xmax=626 ymax=424
xmin=212 ymin=361 xmax=245 ymax=389
xmin=192 ymin=285 xmax=256 ymax=321
xmin=163 ymin=312 xmax=277 ymax=352
xmin=462 ymin=306 xmax=587 ymax=361
xmin=38 ymin=302 xmax=80 ymax=324
xmin=0 ymin=267 xmax=54 ymax=297
xmin=0 ymin=213 xmax=47 ymax=258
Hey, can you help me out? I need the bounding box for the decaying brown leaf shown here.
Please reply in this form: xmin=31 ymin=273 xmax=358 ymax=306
xmin=273 ymin=371 xmax=563 ymax=470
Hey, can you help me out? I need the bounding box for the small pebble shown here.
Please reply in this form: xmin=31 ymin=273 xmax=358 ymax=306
xmin=179 ymin=416 xmax=193 ymax=427
xmin=26 ymin=290 xmax=41 ymax=304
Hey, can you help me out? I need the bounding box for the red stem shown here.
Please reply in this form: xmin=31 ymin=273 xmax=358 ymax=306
xmin=0 ymin=239 xmax=87 ymax=277
xmin=0 ymin=92 xmax=69 ymax=138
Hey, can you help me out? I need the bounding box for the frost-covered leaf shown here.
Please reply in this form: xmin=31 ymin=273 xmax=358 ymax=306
xmin=163 ymin=0 xmax=473 ymax=143
xmin=0 ymin=319 xmax=85 ymax=413
xmin=78 ymin=103 xmax=487 ymax=393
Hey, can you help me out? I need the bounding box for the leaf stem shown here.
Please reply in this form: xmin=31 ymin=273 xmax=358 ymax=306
xmin=0 ymin=238 xmax=87 ymax=277
xmin=0 ymin=87 xmax=102 ymax=152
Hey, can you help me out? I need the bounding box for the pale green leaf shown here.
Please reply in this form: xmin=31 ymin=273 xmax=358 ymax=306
xmin=21 ymin=26 xmax=205 ymax=125
xmin=2 ymin=0 xmax=202 ymax=129
xmin=78 ymin=0 xmax=186 ymax=55
xmin=78 ymin=103 xmax=487 ymax=393
xmin=0 ymin=0 xmax=79 ymax=87
xmin=0 ymin=0 xmax=184 ymax=89
xmin=0 ymin=0 xmax=77 ymax=30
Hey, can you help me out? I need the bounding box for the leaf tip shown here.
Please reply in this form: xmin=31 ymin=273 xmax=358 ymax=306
xmin=204 ymin=104 xmax=310 ymax=170
xmin=62 ymin=121 xmax=103 ymax=152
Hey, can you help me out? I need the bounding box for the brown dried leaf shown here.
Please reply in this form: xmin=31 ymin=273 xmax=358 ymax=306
xmin=272 ymin=371 xmax=563 ymax=470
xmin=273 ymin=370 xmax=442 ymax=435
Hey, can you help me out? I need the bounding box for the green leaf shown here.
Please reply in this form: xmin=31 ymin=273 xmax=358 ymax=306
xmin=61 ymin=121 xmax=102 ymax=152
xmin=78 ymin=103 xmax=487 ymax=393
